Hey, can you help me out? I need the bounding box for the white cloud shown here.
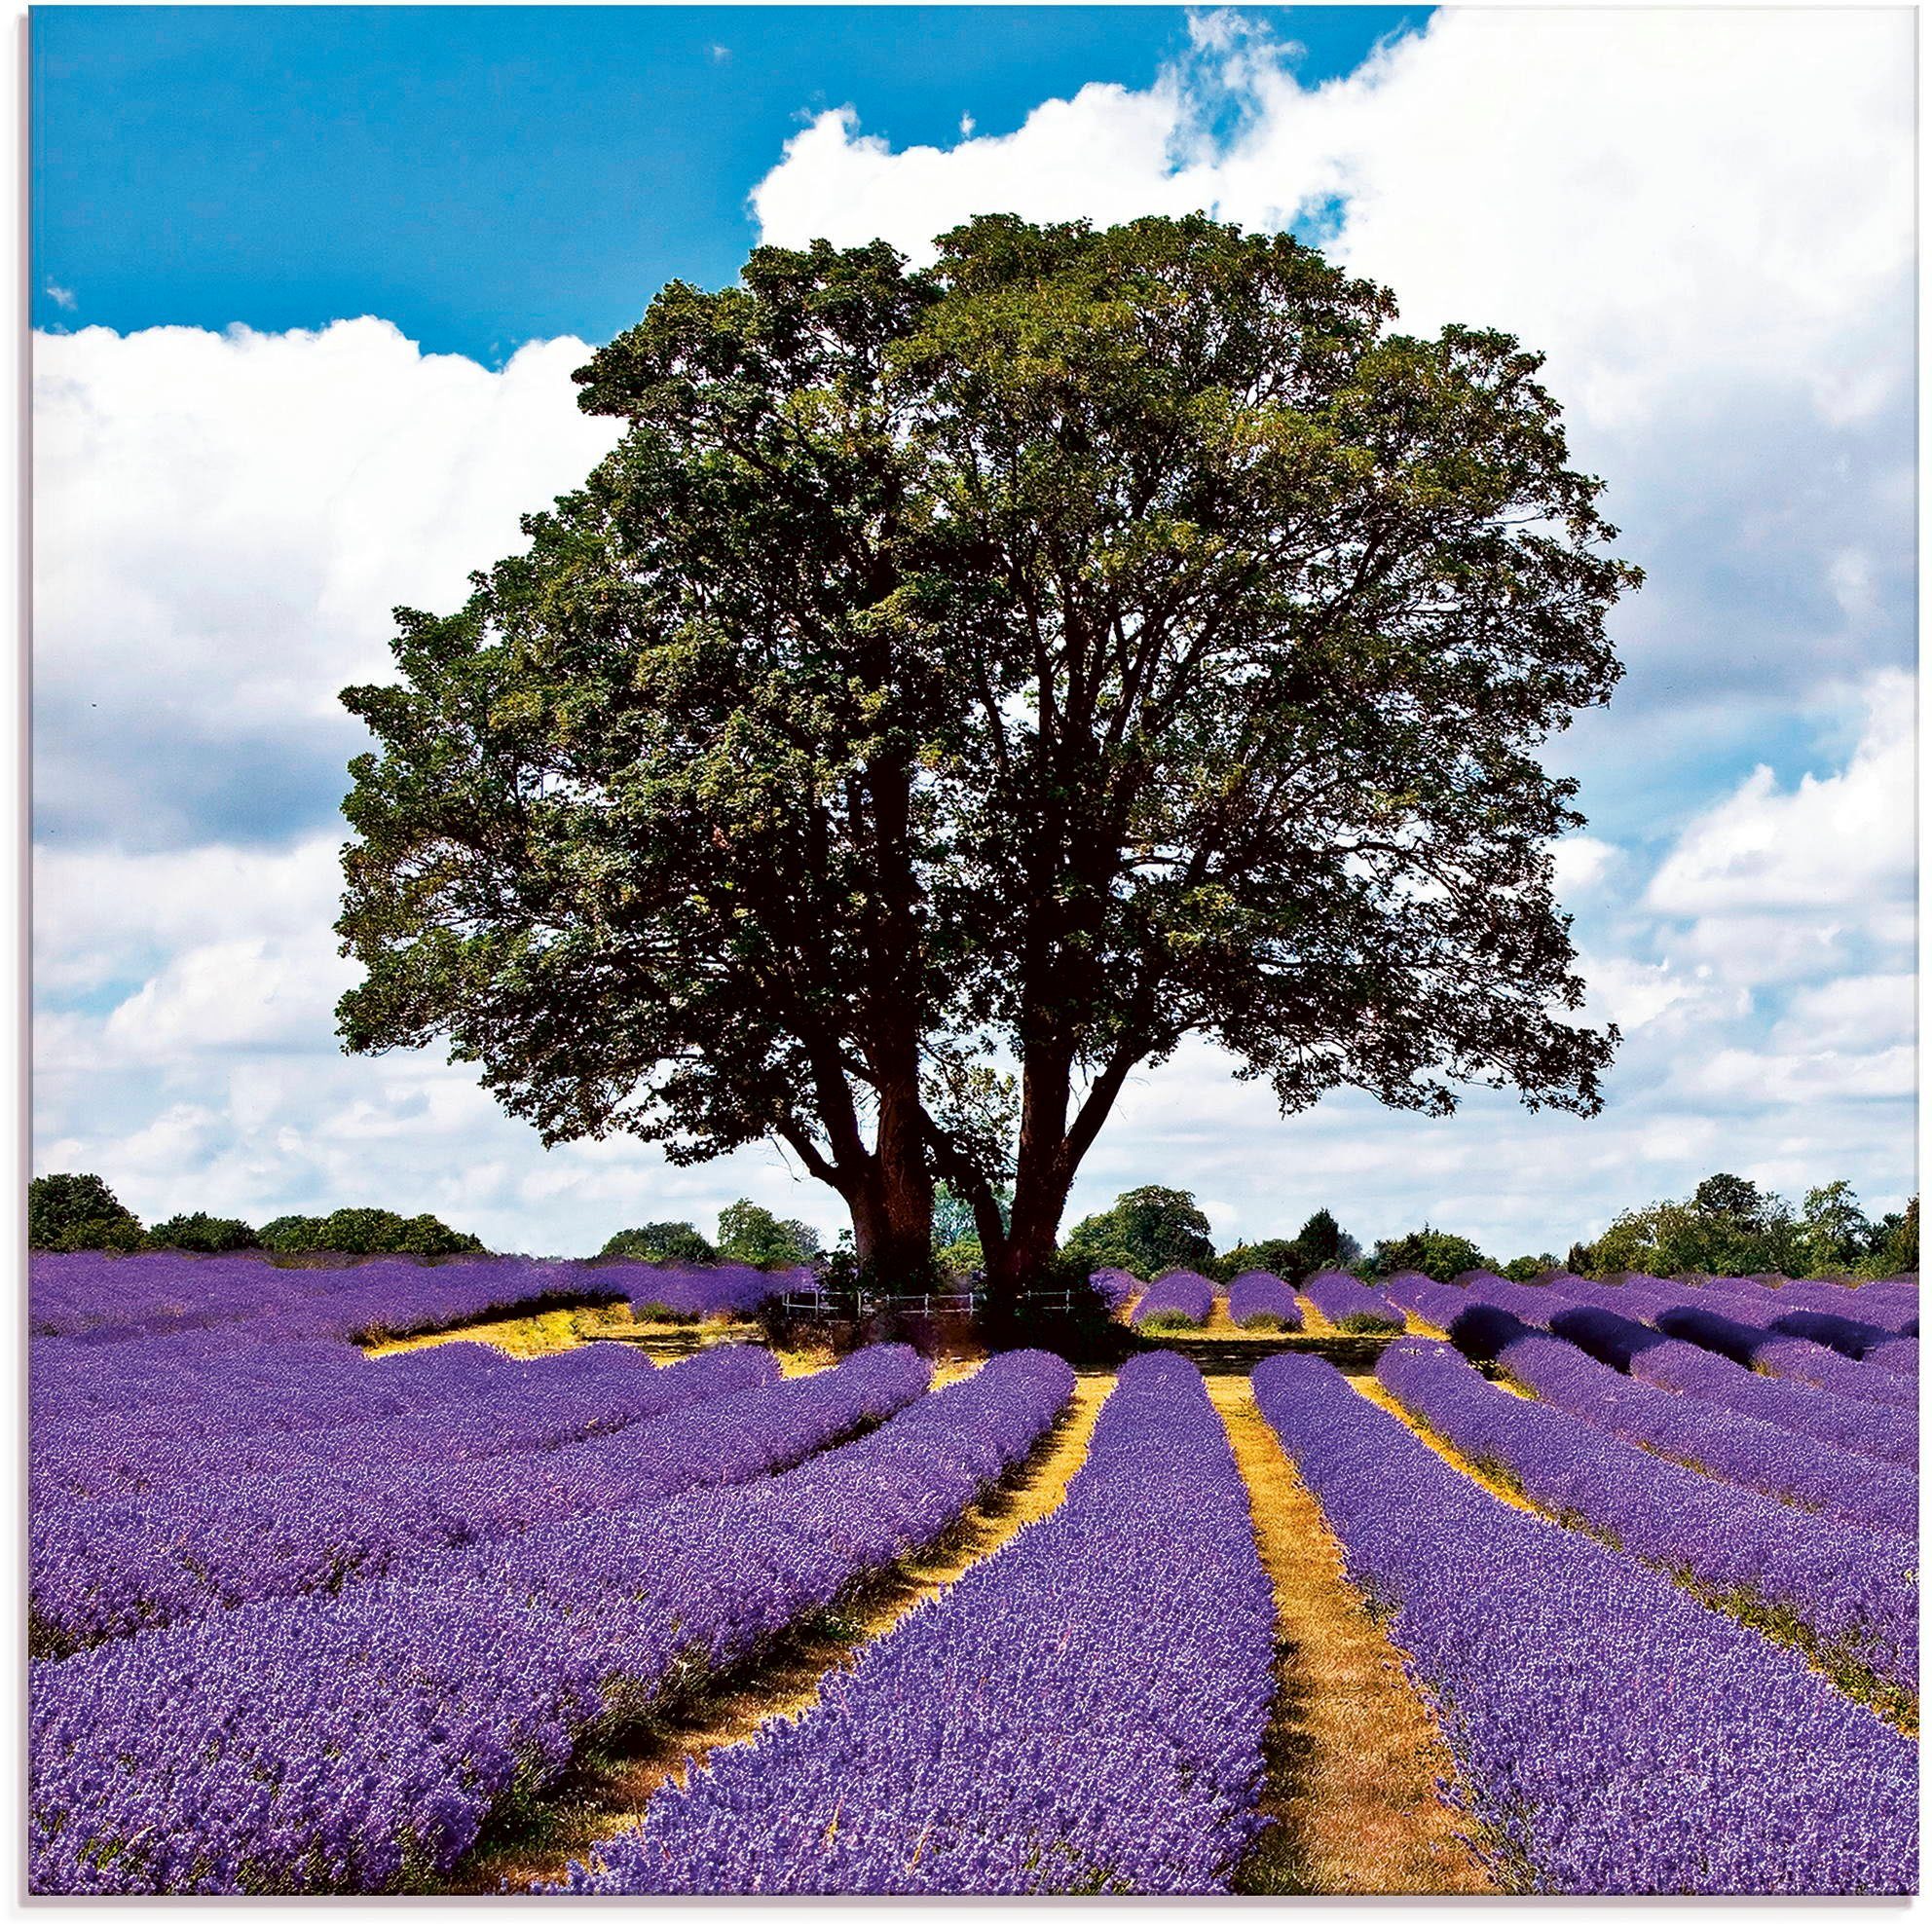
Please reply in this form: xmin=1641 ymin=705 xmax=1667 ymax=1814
xmin=33 ymin=834 xmax=345 ymax=995
xmin=1551 ymin=835 xmax=1619 ymax=896
xmin=1773 ymin=974 xmax=1916 ymax=1055
xmin=33 ymin=318 xmax=621 ymax=847
xmin=752 ymin=9 xmax=1913 ymax=714
xmin=44 ymin=283 xmax=76 ymax=311
xmin=754 ymin=10 xmax=1910 ymax=420
xmin=1646 ymin=671 xmax=1913 ymax=922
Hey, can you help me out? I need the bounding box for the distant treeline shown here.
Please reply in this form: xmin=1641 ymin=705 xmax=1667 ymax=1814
xmin=32 ymin=1166 xmax=1918 ymax=1283
xmin=1052 ymin=1175 xmax=1917 ymax=1284
xmin=27 ymin=1175 xmax=483 ymax=1259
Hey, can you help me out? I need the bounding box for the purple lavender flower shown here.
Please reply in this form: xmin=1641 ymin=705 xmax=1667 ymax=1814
xmin=1253 ymin=1351 xmax=1916 ymax=1893
xmin=1375 ymin=1338 xmax=1915 ymax=1694
xmin=1301 ymin=1270 xmax=1402 ymax=1333
xmin=1130 ymin=1270 xmax=1215 ymax=1328
xmin=545 ymin=1352 xmax=1273 ymax=1895
xmin=1227 ymin=1270 xmax=1301 ymax=1331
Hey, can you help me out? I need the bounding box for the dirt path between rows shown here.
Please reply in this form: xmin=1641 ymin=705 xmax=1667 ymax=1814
xmin=1208 ymin=1373 xmax=1494 ymax=1895
xmin=456 ymin=1369 xmax=1118 ymax=1893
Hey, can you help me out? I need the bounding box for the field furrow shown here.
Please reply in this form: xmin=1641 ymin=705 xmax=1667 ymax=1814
xmin=1206 ymin=1374 xmax=1492 ymax=1895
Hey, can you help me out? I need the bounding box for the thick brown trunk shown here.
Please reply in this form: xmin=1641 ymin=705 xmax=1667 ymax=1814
xmin=846 ymin=1092 xmax=935 ymax=1285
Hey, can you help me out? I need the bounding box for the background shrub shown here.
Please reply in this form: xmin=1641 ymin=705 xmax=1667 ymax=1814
xmin=145 ymin=1212 xmax=258 ymax=1254
xmin=601 ymin=1221 xmax=717 ymax=1263
xmin=28 ymin=1173 xmax=145 ymax=1252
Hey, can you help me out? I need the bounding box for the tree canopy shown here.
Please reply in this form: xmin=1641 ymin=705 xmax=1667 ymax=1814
xmin=1060 ymin=1185 xmax=1216 ymax=1279
xmin=716 ymin=1199 xmax=821 ymax=1268
xmin=1578 ymin=1173 xmax=1915 ymax=1279
xmin=1365 ymin=1226 xmax=1492 ymax=1282
xmin=28 ymin=1173 xmax=144 ymax=1252
xmin=600 ymin=1220 xmax=717 ymax=1264
xmin=337 ymin=212 xmax=1635 ymax=1297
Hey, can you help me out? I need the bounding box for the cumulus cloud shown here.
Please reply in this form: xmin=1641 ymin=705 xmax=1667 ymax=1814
xmin=33 ymin=319 xmax=621 ymax=849
xmin=753 ymin=8 xmax=1913 ymax=716
xmin=1646 ymin=671 xmax=1914 ymax=920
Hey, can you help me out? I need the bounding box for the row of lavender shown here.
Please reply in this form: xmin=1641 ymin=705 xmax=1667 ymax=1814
xmin=1253 ymin=1353 xmax=1915 ymax=1892
xmin=30 ymin=1250 xmax=799 ymax=1342
xmin=1393 ymin=1270 xmax=1917 ymax=1445
xmin=1122 ymin=1267 xmax=1419 ymax=1332
xmin=32 ymin=1342 xmax=940 ymax=1654
xmin=1371 ymin=1336 xmax=1916 ymax=1702
xmin=31 ymin=1347 xmax=1075 ymax=1893
xmin=549 ymin=1352 xmax=1276 ymax=1895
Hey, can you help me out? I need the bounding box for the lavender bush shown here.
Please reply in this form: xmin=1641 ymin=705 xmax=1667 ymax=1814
xmin=545 ymin=1351 xmax=1274 ymax=1895
xmin=1129 ymin=1269 xmax=1215 ymax=1328
xmin=621 ymin=1261 xmax=806 ymax=1318
xmin=1546 ymin=1302 xmax=1917 ymax=1468
xmin=1376 ymin=1338 xmax=1916 ymax=1698
xmin=1227 ymin=1270 xmax=1301 ymax=1331
xmin=29 ymin=1350 xmax=1073 ymax=1894
xmin=1301 ymin=1269 xmax=1402 ymax=1333
xmin=31 ymin=1344 xmax=936 ymax=1653
xmin=28 ymin=1250 xmax=616 ymax=1343
xmin=1460 ymin=1306 xmax=1914 ymax=1536
xmin=1253 ymin=1352 xmax=1916 ymax=1893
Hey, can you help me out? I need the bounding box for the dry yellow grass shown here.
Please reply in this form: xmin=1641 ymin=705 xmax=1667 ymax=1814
xmin=363 ymin=1303 xmax=632 ymax=1360
xmin=459 ymin=1370 xmax=1118 ymax=1893
xmin=1295 ymin=1293 xmax=1338 ymax=1336
xmin=1208 ymin=1375 xmax=1492 ymax=1895
xmin=1349 ymin=1374 xmax=1543 ymax=1516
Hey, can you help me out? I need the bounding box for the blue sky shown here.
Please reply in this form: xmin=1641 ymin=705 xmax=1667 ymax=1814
xmin=31 ymin=7 xmax=1914 ymax=1260
xmin=34 ymin=6 xmax=1423 ymax=358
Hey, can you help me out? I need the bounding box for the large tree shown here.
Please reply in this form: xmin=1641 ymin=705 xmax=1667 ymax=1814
xmin=338 ymin=213 xmax=1636 ymax=1301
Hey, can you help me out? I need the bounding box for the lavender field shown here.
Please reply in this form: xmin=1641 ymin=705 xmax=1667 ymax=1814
xmin=26 ymin=1253 xmax=1919 ymax=1894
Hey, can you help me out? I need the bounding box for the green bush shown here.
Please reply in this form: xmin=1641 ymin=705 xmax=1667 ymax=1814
xmin=601 ymin=1221 xmax=717 ymax=1264
xmin=717 ymin=1199 xmax=822 ymax=1268
xmin=146 ymin=1212 xmax=258 ymax=1253
xmin=1366 ymin=1227 xmax=1491 ymax=1282
xmin=1136 ymin=1309 xmax=1203 ymax=1334
xmin=632 ymin=1300 xmax=701 ymax=1326
xmin=935 ymin=1235 xmax=984 ymax=1276
xmin=1337 ymin=1309 xmax=1404 ymax=1335
xmin=29 ymin=1173 xmax=144 ymax=1251
xmin=257 ymin=1207 xmax=485 ymax=1257
xmin=1061 ymin=1186 xmax=1214 ymax=1279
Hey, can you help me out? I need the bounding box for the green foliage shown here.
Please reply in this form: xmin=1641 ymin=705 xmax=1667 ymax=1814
xmin=1062 ymin=1186 xmax=1215 ymax=1280
xmin=257 ymin=1208 xmax=486 ymax=1257
xmin=1215 ymin=1209 xmax=1361 ymax=1283
xmin=1571 ymin=1173 xmax=1916 ymax=1279
xmin=1861 ymin=1196 xmax=1918 ymax=1278
xmin=933 ymin=1180 xmax=1010 ymax=1250
xmin=146 ymin=1212 xmax=259 ymax=1254
xmin=336 ymin=214 xmax=1634 ymax=1282
xmin=1336 ymin=1308 xmax=1404 ymax=1335
xmin=1501 ymin=1254 xmax=1560 ymax=1283
xmin=29 ymin=1173 xmax=144 ymax=1251
xmin=716 ymin=1199 xmax=822 ymax=1269
xmin=934 ymin=1235 xmax=984 ymax=1276
xmin=1582 ymin=1172 xmax=1797 ymax=1277
xmin=600 ymin=1221 xmax=717 ymax=1264
xmin=1366 ymin=1226 xmax=1492 ymax=1282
